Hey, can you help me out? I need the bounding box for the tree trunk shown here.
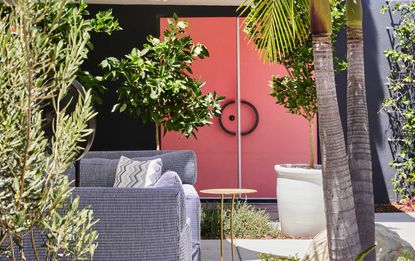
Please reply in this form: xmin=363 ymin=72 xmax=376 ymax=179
xmin=309 ymin=119 xmax=315 ymax=168
xmin=346 ymin=0 xmax=375 ymax=257
xmin=155 ymin=124 xmax=160 ymax=151
xmin=312 ymin=34 xmax=361 ymax=260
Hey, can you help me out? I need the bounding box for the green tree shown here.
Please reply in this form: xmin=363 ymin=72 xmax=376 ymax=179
xmin=0 ymin=0 xmax=104 ymax=259
xmin=101 ymin=15 xmax=224 ymax=149
xmin=269 ymin=3 xmax=346 ymax=169
xmin=77 ymin=8 xmax=121 ymax=105
xmin=240 ymin=0 xmax=374 ymax=259
xmin=269 ymin=38 xmax=318 ymax=168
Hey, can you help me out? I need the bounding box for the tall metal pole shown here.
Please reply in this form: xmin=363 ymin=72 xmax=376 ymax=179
xmin=236 ymin=18 xmax=242 ymax=191
xmin=220 ymin=194 xmax=224 ymax=261
xmin=231 ymin=194 xmax=236 ymax=261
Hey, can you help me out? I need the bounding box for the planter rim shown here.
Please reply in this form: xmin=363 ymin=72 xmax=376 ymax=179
xmin=275 ymin=164 xmax=322 ymax=176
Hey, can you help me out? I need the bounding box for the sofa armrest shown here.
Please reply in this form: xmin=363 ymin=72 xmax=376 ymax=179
xmin=72 ymin=187 xmax=188 ymax=260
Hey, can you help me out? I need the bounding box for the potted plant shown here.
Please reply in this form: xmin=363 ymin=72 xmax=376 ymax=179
xmin=270 ymin=38 xmax=325 ymax=238
xmin=101 ymin=15 xmax=224 ymax=149
xmin=267 ymin=6 xmax=346 ymax=238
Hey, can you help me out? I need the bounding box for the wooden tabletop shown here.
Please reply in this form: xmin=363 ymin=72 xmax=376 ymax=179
xmin=200 ymin=188 xmax=257 ymax=195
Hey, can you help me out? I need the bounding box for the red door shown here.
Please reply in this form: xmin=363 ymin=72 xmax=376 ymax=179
xmin=160 ymin=18 xmax=239 ymax=197
xmin=160 ymin=17 xmax=315 ymax=198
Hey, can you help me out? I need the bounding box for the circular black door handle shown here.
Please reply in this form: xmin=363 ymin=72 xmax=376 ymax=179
xmin=219 ymin=99 xmax=259 ymax=136
xmin=42 ymin=79 xmax=96 ymax=187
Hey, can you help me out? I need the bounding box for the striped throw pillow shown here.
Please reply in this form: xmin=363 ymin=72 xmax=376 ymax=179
xmin=114 ymin=156 xmax=162 ymax=188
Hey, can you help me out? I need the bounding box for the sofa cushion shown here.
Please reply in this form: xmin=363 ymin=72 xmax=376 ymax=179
xmin=78 ymin=157 xmax=166 ymax=187
xmin=114 ymin=156 xmax=162 ymax=188
xmin=154 ymin=171 xmax=182 ymax=187
xmin=84 ymin=150 xmax=197 ymax=185
xmin=79 ymin=158 xmax=117 ymax=187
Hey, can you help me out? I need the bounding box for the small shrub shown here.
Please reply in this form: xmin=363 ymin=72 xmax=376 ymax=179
xmin=201 ymin=201 xmax=280 ymax=239
xmin=201 ymin=203 xmax=222 ymax=239
xmin=224 ymin=201 xmax=280 ymax=239
xmin=258 ymin=253 xmax=302 ymax=261
xmin=398 ymin=251 xmax=414 ymax=261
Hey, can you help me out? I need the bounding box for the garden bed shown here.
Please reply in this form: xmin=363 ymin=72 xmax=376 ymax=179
xmin=201 ymin=201 xmax=283 ymax=240
xmin=201 ymin=200 xmax=415 ymax=241
xmin=375 ymin=200 xmax=415 ymax=213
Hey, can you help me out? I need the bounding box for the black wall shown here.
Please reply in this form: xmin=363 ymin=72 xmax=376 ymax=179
xmin=331 ymin=1 xmax=394 ymax=203
xmin=84 ymin=3 xmax=395 ymax=203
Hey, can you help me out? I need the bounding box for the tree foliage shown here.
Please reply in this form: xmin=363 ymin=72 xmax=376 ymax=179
xmin=0 ymin=0 xmax=106 ymax=259
xmin=101 ymin=15 xmax=224 ymax=138
xmin=382 ymin=2 xmax=415 ymax=201
xmin=269 ymin=1 xmax=346 ymax=167
xmin=77 ymin=8 xmax=121 ymax=105
xmin=239 ymin=0 xmax=310 ymax=63
xmin=270 ymin=1 xmax=346 ymax=121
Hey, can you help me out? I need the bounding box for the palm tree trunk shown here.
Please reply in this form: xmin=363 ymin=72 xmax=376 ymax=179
xmin=313 ymin=34 xmax=361 ymax=261
xmin=346 ymin=0 xmax=375 ymax=259
xmin=311 ymin=1 xmax=361 ymax=259
xmin=309 ymin=119 xmax=315 ymax=168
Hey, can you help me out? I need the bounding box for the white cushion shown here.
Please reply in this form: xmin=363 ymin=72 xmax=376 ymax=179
xmin=154 ymin=171 xmax=182 ymax=187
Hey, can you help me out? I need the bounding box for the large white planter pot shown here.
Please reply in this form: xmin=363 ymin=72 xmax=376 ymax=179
xmin=275 ymin=164 xmax=326 ymax=238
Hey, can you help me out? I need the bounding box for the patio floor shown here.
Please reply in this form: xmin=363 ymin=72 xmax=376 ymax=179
xmin=201 ymin=211 xmax=415 ymax=261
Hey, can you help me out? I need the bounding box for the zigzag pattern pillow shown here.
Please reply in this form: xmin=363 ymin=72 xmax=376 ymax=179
xmin=114 ymin=156 xmax=162 ymax=188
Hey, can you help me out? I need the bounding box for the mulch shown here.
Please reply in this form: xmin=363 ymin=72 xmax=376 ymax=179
xmin=375 ymin=199 xmax=415 ymax=213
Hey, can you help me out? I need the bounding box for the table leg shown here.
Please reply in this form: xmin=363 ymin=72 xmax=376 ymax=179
xmin=220 ymin=194 xmax=224 ymax=261
xmin=231 ymin=194 xmax=235 ymax=261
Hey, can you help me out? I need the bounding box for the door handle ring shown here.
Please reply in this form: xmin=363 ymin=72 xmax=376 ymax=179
xmin=218 ymin=99 xmax=259 ymax=136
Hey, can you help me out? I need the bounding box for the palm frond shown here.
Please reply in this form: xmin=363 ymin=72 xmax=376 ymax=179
xmin=239 ymin=0 xmax=310 ymax=63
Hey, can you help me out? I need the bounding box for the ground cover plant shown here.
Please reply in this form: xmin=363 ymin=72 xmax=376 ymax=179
xmin=258 ymin=254 xmax=303 ymax=261
xmin=0 ymin=1 xmax=118 ymax=260
xmin=101 ymin=15 xmax=223 ymax=149
xmin=201 ymin=201 xmax=279 ymax=239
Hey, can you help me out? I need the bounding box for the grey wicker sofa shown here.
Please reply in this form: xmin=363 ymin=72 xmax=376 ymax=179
xmin=69 ymin=150 xmax=201 ymax=261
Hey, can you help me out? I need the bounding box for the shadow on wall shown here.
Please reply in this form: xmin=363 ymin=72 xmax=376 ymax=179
xmin=333 ymin=1 xmax=391 ymax=203
xmin=363 ymin=0 xmax=394 ymax=203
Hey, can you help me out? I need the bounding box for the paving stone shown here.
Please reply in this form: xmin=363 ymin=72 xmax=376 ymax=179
xmin=201 ymin=239 xmax=241 ymax=261
xmin=236 ymin=239 xmax=311 ymax=260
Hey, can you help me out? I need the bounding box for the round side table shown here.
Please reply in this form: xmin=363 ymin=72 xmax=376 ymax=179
xmin=200 ymin=188 xmax=257 ymax=261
